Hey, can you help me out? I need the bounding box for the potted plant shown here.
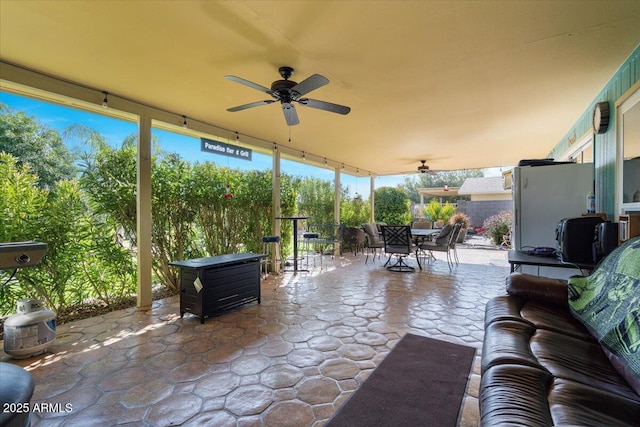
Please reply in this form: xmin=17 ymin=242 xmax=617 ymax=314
xmin=449 ymin=212 xmax=471 ymax=243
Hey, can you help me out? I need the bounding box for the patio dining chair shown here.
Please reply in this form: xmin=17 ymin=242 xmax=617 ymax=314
xmin=381 ymin=225 xmax=421 ymax=272
xmin=362 ymin=223 xmax=384 ymax=263
xmin=417 ymin=223 xmax=461 ymax=270
xmin=342 ymin=226 xmax=366 ymax=256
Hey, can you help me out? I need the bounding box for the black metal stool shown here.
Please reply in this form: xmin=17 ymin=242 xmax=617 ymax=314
xmin=301 ymin=232 xmax=320 ymax=269
xmin=261 ymin=236 xmax=282 ymax=277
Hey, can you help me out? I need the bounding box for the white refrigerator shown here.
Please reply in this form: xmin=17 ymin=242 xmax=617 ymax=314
xmin=511 ymin=163 xmax=594 ymax=278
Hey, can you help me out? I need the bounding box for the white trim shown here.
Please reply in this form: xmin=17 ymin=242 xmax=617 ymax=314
xmin=616 ymin=86 xmax=640 ymax=215
xmin=558 ymin=131 xmax=593 ymax=163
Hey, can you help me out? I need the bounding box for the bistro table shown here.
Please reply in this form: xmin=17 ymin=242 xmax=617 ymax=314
xmin=276 ymin=216 xmax=309 ymax=273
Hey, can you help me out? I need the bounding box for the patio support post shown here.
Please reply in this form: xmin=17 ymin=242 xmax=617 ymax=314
xmin=370 ymin=175 xmax=375 ymax=222
xmin=334 ymin=167 xmax=341 ymax=256
xmin=137 ymin=115 xmax=153 ymax=310
xmin=272 ymin=147 xmax=281 ymax=273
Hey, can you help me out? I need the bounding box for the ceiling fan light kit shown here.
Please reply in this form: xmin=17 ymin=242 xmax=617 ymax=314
xmin=225 ymin=66 xmax=351 ymax=126
xmin=417 ymin=160 xmax=430 ymax=173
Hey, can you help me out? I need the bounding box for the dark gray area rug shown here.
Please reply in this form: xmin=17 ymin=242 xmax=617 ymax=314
xmin=327 ymin=333 xmax=476 ymax=427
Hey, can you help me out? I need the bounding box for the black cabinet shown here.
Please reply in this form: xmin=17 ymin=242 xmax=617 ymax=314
xmin=170 ymin=253 xmax=266 ymax=324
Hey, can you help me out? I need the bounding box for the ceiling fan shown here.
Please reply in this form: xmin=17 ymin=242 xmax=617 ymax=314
xmin=224 ymin=66 xmax=351 ymax=126
xmin=417 ymin=160 xmax=434 ymax=174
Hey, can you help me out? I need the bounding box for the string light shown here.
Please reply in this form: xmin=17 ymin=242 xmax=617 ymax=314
xmin=236 ymin=131 xmax=239 ymax=142
xmin=302 ymin=151 xmax=306 ymax=161
xmin=102 ymin=91 xmax=109 ymax=108
xmin=182 ymin=116 xmax=187 ymax=128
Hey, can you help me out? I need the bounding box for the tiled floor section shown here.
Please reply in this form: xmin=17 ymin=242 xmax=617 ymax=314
xmin=2 ymin=246 xmax=509 ymax=426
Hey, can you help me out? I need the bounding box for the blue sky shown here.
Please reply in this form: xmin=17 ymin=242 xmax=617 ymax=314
xmin=1 ymin=91 xmax=404 ymax=199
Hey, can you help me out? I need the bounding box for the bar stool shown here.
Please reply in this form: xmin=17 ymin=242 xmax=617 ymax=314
xmin=261 ymin=236 xmax=282 ymax=277
xmin=301 ymin=231 xmax=320 ymax=269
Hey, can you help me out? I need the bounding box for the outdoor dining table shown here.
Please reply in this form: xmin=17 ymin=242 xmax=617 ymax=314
xmin=410 ymin=228 xmax=441 ymax=239
xmin=276 ymin=216 xmax=309 ymax=273
xmin=411 ymin=228 xmax=442 ymax=262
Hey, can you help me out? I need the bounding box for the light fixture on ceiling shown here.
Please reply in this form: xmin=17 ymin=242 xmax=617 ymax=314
xmin=417 ymin=160 xmax=430 ymax=174
xmin=235 ymin=131 xmax=239 ymax=142
xmin=182 ymin=116 xmax=187 ymax=128
xmin=102 ymin=91 xmax=109 ymax=108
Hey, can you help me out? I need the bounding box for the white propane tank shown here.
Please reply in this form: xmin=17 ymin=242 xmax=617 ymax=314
xmin=3 ymin=299 xmax=56 ymax=359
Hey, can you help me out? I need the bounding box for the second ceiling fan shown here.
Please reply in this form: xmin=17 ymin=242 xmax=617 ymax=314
xmin=225 ymin=66 xmax=351 ymax=126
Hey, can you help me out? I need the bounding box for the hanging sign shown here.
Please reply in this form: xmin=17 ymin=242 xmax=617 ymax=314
xmin=200 ymin=138 xmax=252 ymax=161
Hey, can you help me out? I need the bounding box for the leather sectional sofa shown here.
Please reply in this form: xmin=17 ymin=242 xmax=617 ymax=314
xmin=480 ymin=237 xmax=640 ymax=426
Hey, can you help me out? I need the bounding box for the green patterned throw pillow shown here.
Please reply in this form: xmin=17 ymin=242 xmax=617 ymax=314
xmin=568 ymin=237 xmax=640 ymax=390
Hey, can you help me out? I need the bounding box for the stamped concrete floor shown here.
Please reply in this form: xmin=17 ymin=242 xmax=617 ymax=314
xmin=2 ymin=246 xmax=509 ymax=426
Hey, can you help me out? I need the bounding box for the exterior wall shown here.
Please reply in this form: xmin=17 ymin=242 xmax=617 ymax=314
xmin=471 ymin=193 xmax=512 ymax=202
xmin=456 ymin=200 xmax=511 ymax=229
xmin=548 ymin=45 xmax=640 ymax=219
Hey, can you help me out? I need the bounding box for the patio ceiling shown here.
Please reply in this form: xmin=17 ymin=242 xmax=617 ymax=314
xmin=1 ymin=1 xmax=639 ymax=176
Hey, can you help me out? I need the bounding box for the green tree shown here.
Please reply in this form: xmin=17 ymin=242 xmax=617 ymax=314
xmin=340 ymin=195 xmax=371 ymax=227
xmin=297 ymin=177 xmax=335 ymax=226
xmin=374 ymin=187 xmax=412 ymax=225
xmin=0 ymin=103 xmax=76 ymax=188
xmin=0 ymin=153 xmax=88 ymax=312
xmin=425 ymin=200 xmax=455 ymax=223
xmin=152 ymin=154 xmax=200 ymax=288
xmin=80 ymin=142 xmax=138 ymax=244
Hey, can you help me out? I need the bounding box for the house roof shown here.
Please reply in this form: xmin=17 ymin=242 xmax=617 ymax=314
xmin=458 ymin=177 xmax=510 ymax=195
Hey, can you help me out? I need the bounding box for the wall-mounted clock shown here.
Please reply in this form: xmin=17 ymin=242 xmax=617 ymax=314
xmin=592 ymin=101 xmax=610 ymax=134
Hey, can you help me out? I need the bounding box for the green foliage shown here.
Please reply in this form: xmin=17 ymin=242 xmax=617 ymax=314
xmin=296 ymin=177 xmax=335 ymax=225
xmin=78 ymin=217 xmax=136 ymax=305
xmin=374 ymin=187 xmax=412 ymax=225
xmin=440 ymin=202 xmax=455 ymax=223
xmin=0 ymin=103 xmax=77 ymax=188
xmin=483 ymin=210 xmax=512 ymax=245
xmin=190 ymin=163 xmax=297 ymax=260
xmin=340 ymin=195 xmax=371 ymax=227
xmin=79 ymin=142 xmax=138 ymax=242
xmin=0 ymin=152 xmax=135 ymax=314
xmin=424 ymin=199 xmax=441 ymax=222
xmin=0 ymin=153 xmax=47 ymax=240
xmin=424 ymin=200 xmax=455 ymax=223
xmin=151 ymin=154 xmax=200 ymax=288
